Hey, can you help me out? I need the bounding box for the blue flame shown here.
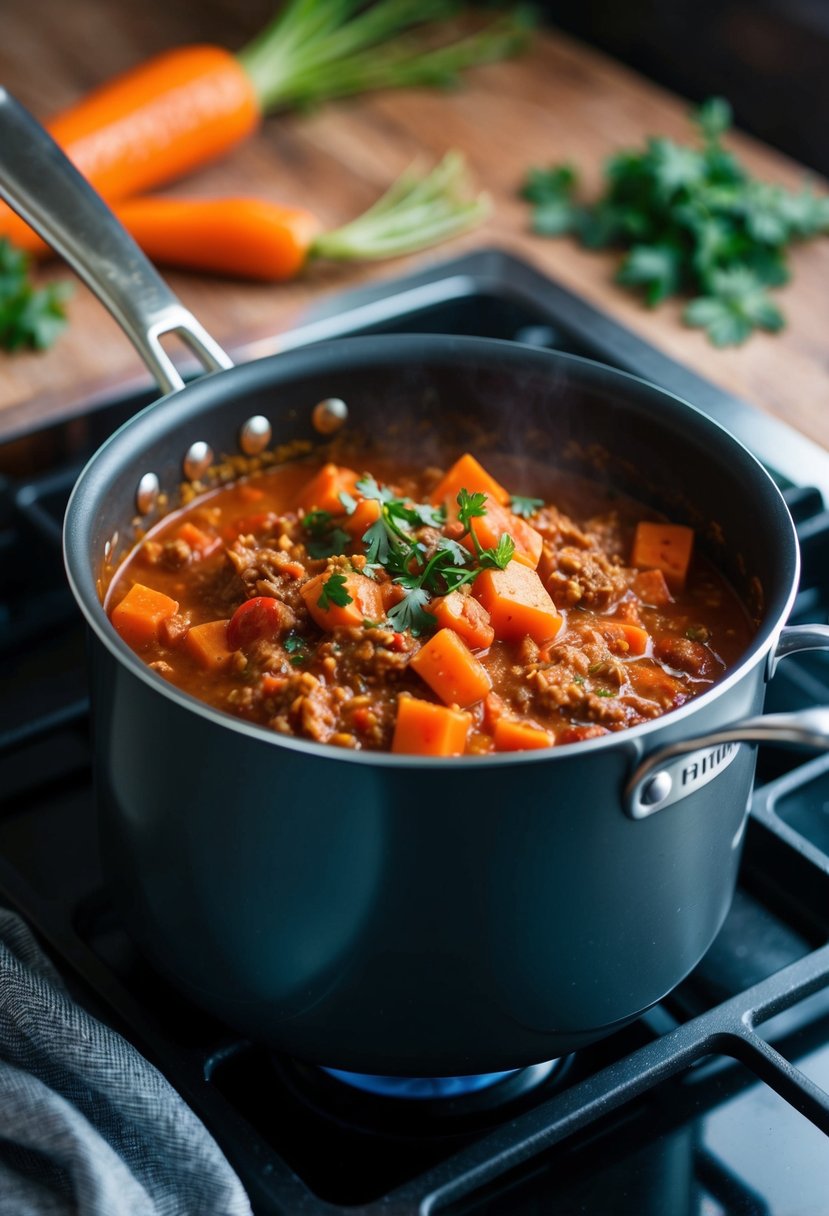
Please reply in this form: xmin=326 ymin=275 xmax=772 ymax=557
xmin=320 ymin=1067 xmax=519 ymax=1099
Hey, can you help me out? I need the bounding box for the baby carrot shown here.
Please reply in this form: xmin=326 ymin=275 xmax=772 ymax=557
xmin=2 ymin=3 xmax=531 ymax=255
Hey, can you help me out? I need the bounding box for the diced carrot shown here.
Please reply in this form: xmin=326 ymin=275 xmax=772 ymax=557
xmin=297 ymin=463 xmax=360 ymax=516
xmin=473 ymin=564 xmax=564 ymax=644
xmin=409 ymin=628 xmax=492 ymax=707
xmin=482 ymin=691 xmax=508 ymax=731
xmin=184 ymin=619 xmax=235 ymax=670
xmin=392 ymin=695 xmax=470 ymax=756
xmin=301 ymin=570 xmax=385 ymax=630
xmin=111 ymin=582 xmax=179 ymax=649
xmin=238 ymin=484 xmax=265 ymax=503
xmin=449 ymin=498 xmax=542 ymax=569
xmin=429 ymin=453 xmax=510 ymax=507
xmin=429 ymin=590 xmax=494 ymax=651
xmin=632 ymin=567 xmax=673 ymax=606
xmin=176 ymin=520 xmax=221 ymax=557
xmin=594 ymin=618 xmax=651 ymax=656
xmin=632 ymin=522 xmax=694 ymax=591
xmin=343 ymin=496 xmax=382 ymax=538
xmin=493 ymin=718 xmax=554 ymax=751
xmin=261 ymin=674 xmax=287 ymax=696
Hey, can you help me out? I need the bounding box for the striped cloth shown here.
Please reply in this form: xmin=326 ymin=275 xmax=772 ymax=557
xmin=0 ymin=907 xmax=252 ymax=1216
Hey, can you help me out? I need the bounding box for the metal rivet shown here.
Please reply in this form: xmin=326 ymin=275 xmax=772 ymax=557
xmin=312 ymin=397 xmax=348 ymax=435
xmin=239 ymin=415 xmax=272 ymax=455
xmin=183 ymin=441 xmax=214 ymax=481
xmin=136 ymin=473 xmax=160 ymax=515
xmin=641 ymin=771 xmax=673 ymax=808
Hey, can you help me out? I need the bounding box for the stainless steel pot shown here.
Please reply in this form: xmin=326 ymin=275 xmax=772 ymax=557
xmin=3 ymin=89 xmax=829 ymax=1075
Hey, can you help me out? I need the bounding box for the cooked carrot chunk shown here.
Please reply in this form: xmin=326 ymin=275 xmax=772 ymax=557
xmin=594 ymin=618 xmax=650 ymax=656
xmin=632 ymin=567 xmax=673 ymax=606
xmin=111 ymin=582 xmax=179 ymax=649
xmin=297 ymin=463 xmax=361 ymax=516
xmin=493 ymin=718 xmax=554 ymax=751
xmin=429 ymin=590 xmax=495 ymax=651
xmin=343 ymin=496 xmax=382 ymax=538
xmin=301 ymin=570 xmax=384 ymax=630
xmin=473 ymin=564 xmax=564 ymax=644
xmin=392 ymin=695 xmax=470 ymax=755
xmin=409 ymin=628 xmax=492 ymax=707
xmin=184 ymin=619 xmax=235 ymax=670
xmin=177 ymin=520 xmax=221 ymax=557
xmin=467 ymin=501 xmax=543 ymax=569
xmin=429 ymin=453 xmax=509 ymax=507
xmin=632 ymin=522 xmax=694 ymax=591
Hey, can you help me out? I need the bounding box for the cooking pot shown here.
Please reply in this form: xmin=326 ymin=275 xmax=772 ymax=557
xmin=4 ymin=89 xmax=829 ymax=1076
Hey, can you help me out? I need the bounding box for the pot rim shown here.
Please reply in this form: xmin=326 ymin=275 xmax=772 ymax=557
xmin=63 ymin=334 xmax=800 ymax=769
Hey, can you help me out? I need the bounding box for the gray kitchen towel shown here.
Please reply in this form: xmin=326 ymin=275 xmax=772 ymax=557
xmin=0 ymin=907 xmax=253 ymax=1216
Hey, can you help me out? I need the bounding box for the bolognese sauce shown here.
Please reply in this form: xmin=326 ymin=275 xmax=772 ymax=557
xmin=105 ymin=451 xmax=755 ymax=755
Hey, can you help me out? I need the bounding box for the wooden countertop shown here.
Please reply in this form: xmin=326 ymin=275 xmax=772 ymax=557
xmin=1 ymin=1 xmax=827 ymax=450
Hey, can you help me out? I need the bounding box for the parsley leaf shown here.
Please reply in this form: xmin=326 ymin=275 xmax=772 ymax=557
xmin=284 ymin=634 xmax=305 ymax=653
xmin=616 ymin=243 xmax=683 ymax=305
xmin=684 ymin=269 xmax=785 ymax=347
xmin=479 ymin=533 xmax=516 ymax=570
xmin=317 ymin=572 xmax=353 ymax=611
xmin=387 ymin=587 xmax=436 ymax=636
xmin=456 ymin=488 xmax=488 ymax=531
xmin=520 ymin=96 xmax=829 ymax=346
xmin=510 ymin=494 xmax=544 ymax=519
xmin=0 ymin=238 xmax=72 ymax=352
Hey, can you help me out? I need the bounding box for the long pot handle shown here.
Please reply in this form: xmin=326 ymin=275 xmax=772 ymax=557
xmin=0 ymin=88 xmax=232 ymax=394
xmin=625 ymin=623 xmax=829 ymax=819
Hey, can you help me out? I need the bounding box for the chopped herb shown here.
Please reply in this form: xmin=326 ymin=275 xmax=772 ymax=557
xmin=685 ymin=624 xmax=711 ymax=643
xmin=510 ymin=494 xmax=544 ymax=519
xmin=283 ymin=634 xmax=305 ymax=654
xmin=387 ymin=587 xmax=436 ymax=636
xmin=572 ymin=675 xmax=585 ymax=685
xmin=478 ymin=532 xmax=516 ymax=570
xmin=362 ymin=619 xmax=383 ymax=629
xmin=289 ymin=655 xmax=306 ymax=667
xmin=520 ymin=98 xmax=829 ymax=345
xmin=456 ymin=488 xmax=488 ymax=532
xmin=338 ymin=490 xmax=358 ymax=514
xmin=595 ymin=688 xmax=615 ymax=698
xmin=317 ymin=572 xmax=353 ymax=611
xmin=304 ymin=507 xmax=350 ymax=558
xmin=0 ymin=239 xmax=72 ymax=352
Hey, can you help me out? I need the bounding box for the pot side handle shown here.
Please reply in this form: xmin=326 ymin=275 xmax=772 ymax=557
xmin=626 ymin=624 xmax=829 ymax=819
xmin=0 ymin=88 xmax=232 ymax=395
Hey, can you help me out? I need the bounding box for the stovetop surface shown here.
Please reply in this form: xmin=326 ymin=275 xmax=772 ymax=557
xmin=2 ymin=249 xmax=829 ymax=1215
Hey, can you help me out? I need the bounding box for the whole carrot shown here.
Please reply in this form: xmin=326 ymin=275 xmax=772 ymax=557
xmin=113 ymin=152 xmax=489 ymax=280
xmin=5 ymin=1 xmax=532 ymax=255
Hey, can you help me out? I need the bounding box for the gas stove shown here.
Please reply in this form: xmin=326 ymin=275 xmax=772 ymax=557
xmin=2 ymin=249 xmax=829 ymax=1215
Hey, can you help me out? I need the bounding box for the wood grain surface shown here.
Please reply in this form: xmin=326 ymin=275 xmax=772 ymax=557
xmin=1 ymin=0 xmax=827 ymax=449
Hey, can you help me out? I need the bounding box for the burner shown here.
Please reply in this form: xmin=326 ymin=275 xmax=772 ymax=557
xmin=320 ymin=1060 xmax=559 ymax=1102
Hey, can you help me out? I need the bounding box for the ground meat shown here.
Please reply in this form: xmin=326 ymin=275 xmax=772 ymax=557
xmin=654 ymin=635 xmax=722 ymax=679
xmin=227 ymin=541 xmax=315 ymax=618
xmin=159 ymin=614 xmax=189 ymax=647
xmin=546 ymin=546 xmax=630 ymax=610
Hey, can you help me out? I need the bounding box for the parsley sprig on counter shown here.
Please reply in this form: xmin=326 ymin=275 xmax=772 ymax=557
xmin=0 ymin=238 xmax=72 ymax=352
xmin=307 ymin=478 xmax=516 ymax=635
xmin=520 ymin=98 xmax=829 ymax=346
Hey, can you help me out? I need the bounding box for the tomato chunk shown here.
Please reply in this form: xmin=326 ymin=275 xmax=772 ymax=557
xmin=227 ymin=597 xmax=286 ymax=650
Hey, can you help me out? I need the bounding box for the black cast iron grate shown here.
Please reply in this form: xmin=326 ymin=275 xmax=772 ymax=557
xmin=2 ymin=250 xmax=829 ymax=1214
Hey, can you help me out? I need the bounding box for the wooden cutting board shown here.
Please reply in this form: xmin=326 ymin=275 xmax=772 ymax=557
xmin=1 ymin=0 xmax=827 ymax=450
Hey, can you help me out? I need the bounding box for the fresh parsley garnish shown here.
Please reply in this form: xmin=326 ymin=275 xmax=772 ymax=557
xmin=284 ymin=635 xmax=305 ymax=653
xmin=387 ymin=587 xmax=436 ymax=636
xmin=0 ymin=239 xmax=72 ymax=352
xmin=520 ymin=98 xmax=829 ymax=346
xmin=303 ymin=508 xmax=350 ymax=559
xmin=456 ymin=489 xmax=515 ymax=570
xmin=317 ymin=572 xmax=353 ymax=611
xmin=510 ymin=494 xmax=544 ymax=519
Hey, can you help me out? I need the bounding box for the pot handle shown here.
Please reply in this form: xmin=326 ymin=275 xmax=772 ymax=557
xmin=625 ymin=623 xmax=829 ymax=819
xmin=0 ymin=88 xmax=232 ymax=395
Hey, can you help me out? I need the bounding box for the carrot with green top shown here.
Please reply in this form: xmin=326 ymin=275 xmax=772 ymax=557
xmin=4 ymin=2 xmax=532 ymax=255
xmin=111 ymin=153 xmax=490 ymax=280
